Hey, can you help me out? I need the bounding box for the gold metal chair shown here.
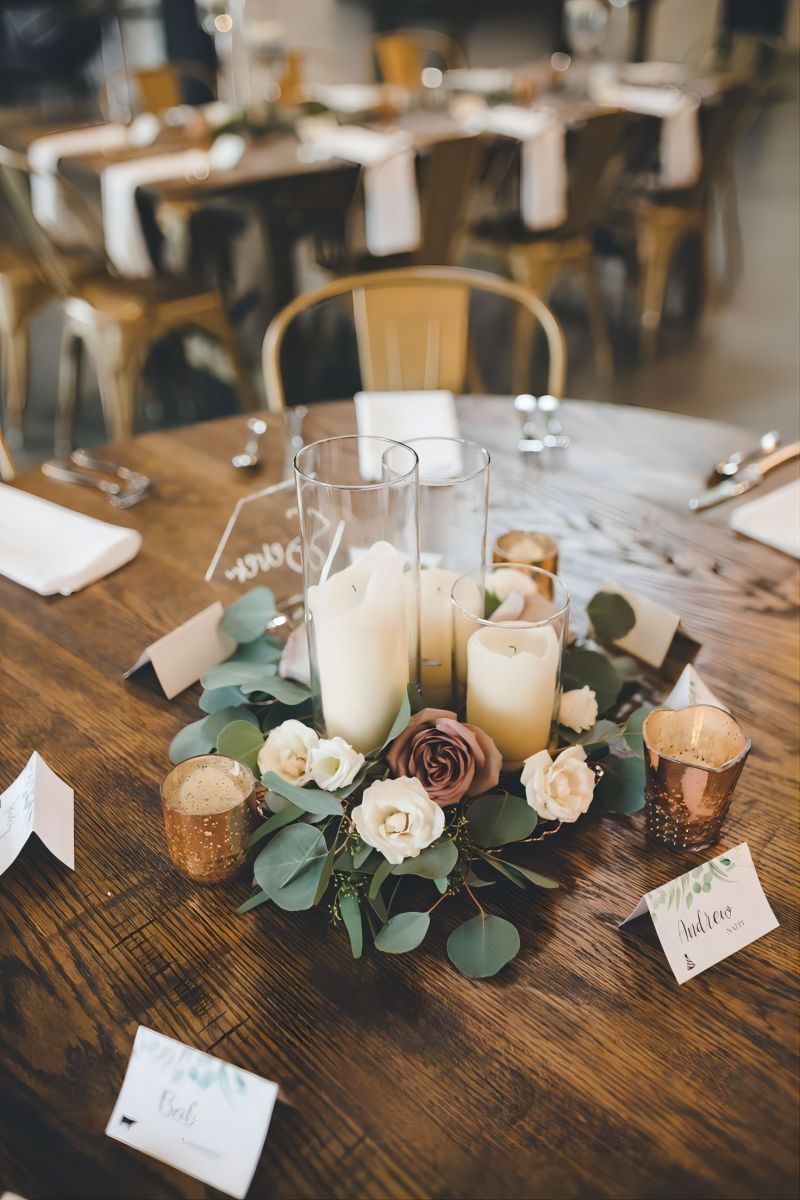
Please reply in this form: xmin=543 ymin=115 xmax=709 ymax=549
xmin=0 ymin=241 xmax=54 ymax=448
xmin=99 ymin=61 xmax=218 ymax=122
xmin=0 ymin=145 xmax=258 ymax=450
xmin=375 ymin=29 xmax=465 ymax=88
xmin=262 ymin=265 xmax=565 ymax=412
xmin=470 ymin=111 xmax=629 ymax=381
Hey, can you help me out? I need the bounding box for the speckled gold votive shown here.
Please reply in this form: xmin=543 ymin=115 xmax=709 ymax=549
xmin=161 ymin=755 xmax=256 ymax=883
xmin=493 ymin=531 xmax=559 ymax=577
xmin=643 ymin=705 xmax=751 ymax=851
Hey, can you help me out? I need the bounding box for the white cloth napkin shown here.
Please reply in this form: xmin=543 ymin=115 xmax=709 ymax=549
xmin=304 ymin=83 xmax=388 ymax=114
xmin=730 ymin=480 xmax=800 ymax=558
xmin=28 ymin=123 xmax=132 ymax=244
xmin=0 ymin=484 xmax=141 ymax=596
xmin=462 ymin=104 xmax=567 ymax=230
xmin=297 ymin=123 xmax=421 ymax=256
xmin=354 ymin=390 xmax=460 ymax=480
xmin=588 ymin=77 xmax=701 ymax=188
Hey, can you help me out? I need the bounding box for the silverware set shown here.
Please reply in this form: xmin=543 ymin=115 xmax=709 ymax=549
xmin=690 ymin=437 xmax=799 ymax=511
xmin=42 ymin=450 xmax=152 ymax=508
xmin=514 ymin=394 xmax=570 ymax=455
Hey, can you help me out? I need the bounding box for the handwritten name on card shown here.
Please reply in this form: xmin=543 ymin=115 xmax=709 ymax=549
xmin=620 ymin=843 xmax=778 ymax=984
xmin=106 ymin=1027 xmax=278 ymax=1199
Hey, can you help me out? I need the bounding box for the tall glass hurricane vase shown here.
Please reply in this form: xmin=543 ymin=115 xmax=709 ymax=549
xmin=295 ymin=435 xmax=420 ymax=755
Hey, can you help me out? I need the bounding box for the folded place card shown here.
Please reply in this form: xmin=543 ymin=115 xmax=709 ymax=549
xmin=0 ymin=752 xmax=74 ymax=874
xmin=106 ymin=1026 xmax=278 ymax=1199
xmin=354 ymin=390 xmax=461 ymax=481
xmin=124 ymin=602 xmax=236 ymax=699
xmin=597 ymin=582 xmax=700 ymax=676
xmin=730 ymin=479 xmax=800 ymax=559
xmin=664 ymin=663 xmax=728 ymax=711
xmin=620 ymin=843 xmax=778 ymax=984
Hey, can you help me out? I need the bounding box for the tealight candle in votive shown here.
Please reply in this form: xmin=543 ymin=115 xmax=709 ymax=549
xmin=493 ymin=530 xmax=559 ymax=578
xmin=161 ymin=754 xmax=256 ymax=883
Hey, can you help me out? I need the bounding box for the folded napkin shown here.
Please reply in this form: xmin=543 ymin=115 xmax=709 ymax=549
xmin=462 ymin=104 xmax=567 ymax=230
xmin=304 ymin=83 xmax=388 ymax=114
xmin=297 ymin=122 xmax=420 ymax=256
xmin=0 ymin=484 xmax=141 ymax=596
xmin=730 ymin=480 xmax=800 ymax=559
xmin=354 ymin=390 xmax=460 ymax=480
xmin=444 ymin=68 xmax=515 ymax=95
xmin=587 ymin=76 xmax=701 ymax=188
xmin=28 ymin=123 xmax=132 ymax=244
xmin=101 ymin=135 xmax=245 ymax=277
xmin=618 ymin=61 xmax=692 ymax=88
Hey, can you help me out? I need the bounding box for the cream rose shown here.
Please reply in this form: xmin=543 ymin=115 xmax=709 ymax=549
xmin=351 ymin=777 xmax=445 ymax=865
xmin=257 ymin=719 xmax=318 ymax=785
xmin=521 ymin=744 xmax=596 ymax=823
xmin=309 ymin=737 xmax=365 ymax=792
xmin=559 ymin=686 xmax=598 ymax=733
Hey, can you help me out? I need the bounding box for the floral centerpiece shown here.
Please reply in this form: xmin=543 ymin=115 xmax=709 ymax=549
xmin=169 ymin=584 xmax=654 ymax=978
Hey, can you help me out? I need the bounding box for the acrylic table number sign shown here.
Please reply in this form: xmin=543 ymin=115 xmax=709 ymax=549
xmin=620 ymin=843 xmax=778 ymax=984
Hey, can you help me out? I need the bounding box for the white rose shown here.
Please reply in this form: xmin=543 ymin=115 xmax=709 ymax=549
xmin=487 ymin=568 xmax=538 ymax=601
xmin=351 ymin=777 xmax=445 ymax=865
xmin=521 ymin=744 xmax=596 ymax=823
xmin=559 ymin=686 xmax=598 ymax=733
xmin=257 ymin=719 xmax=318 ymax=785
xmin=309 ymin=737 xmax=365 ymax=792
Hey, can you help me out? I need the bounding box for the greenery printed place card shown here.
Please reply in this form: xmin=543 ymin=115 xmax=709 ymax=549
xmin=0 ymin=752 xmax=74 ymax=874
xmin=620 ymin=843 xmax=778 ymax=984
xmin=106 ymin=1027 xmax=278 ymax=1199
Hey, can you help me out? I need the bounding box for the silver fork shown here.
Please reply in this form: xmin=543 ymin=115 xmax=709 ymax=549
xmin=42 ymin=461 xmax=149 ymax=508
xmin=71 ymin=448 xmax=151 ymax=493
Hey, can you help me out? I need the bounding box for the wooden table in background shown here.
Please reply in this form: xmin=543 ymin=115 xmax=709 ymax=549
xmin=1 ymin=400 xmax=798 ymax=1200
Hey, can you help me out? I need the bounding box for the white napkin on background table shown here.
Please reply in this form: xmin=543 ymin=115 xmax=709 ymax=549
xmin=354 ymin=390 xmax=461 ymax=480
xmin=28 ymin=123 xmax=132 ymax=243
xmin=297 ymin=122 xmax=421 ymax=256
xmin=730 ymin=480 xmax=800 ymax=558
xmin=587 ymin=76 xmax=701 ymax=188
xmin=462 ymin=104 xmax=567 ymax=230
xmin=0 ymin=484 xmax=141 ymax=596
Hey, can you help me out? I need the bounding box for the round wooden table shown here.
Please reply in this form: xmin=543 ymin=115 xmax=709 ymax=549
xmin=1 ymin=400 xmax=798 ymax=1200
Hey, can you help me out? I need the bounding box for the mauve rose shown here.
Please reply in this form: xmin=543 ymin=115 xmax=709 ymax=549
xmin=386 ymin=708 xmax=502 ymax=807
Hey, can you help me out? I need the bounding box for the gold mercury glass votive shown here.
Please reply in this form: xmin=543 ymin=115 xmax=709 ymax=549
xmin=642 ymin=705 xmax=751 ymax=852
xmin=161 ymin=754 xmax=256 ymax=883
xmin=493 ymin=531 xmax=559 ymax=583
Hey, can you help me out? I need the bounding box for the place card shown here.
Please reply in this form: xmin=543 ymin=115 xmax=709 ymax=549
xmin=106 ymin=1026 xmax=278 ymax=1199
xmin=124 ymin=602 xmax=236 ymax=699
xmin=620 ymin=843 xmax=778 ymax=984
xmin=664 ymin=663 xmax=728 ymax=711
xmin=597 ymin=582 xmax=700 ymax=676
xmin=0 ymin=752 xmax=74 ymax=874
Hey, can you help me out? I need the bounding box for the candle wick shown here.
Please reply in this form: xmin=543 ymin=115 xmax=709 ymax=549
xmin=352 ymin=584 xmax=357 ymax=593
xmin=510 ymin=645 xmax=517 ymax=654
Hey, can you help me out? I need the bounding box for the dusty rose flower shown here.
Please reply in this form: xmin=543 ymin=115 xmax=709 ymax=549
xmin=387 ymin=708 xmax=502 ymax=807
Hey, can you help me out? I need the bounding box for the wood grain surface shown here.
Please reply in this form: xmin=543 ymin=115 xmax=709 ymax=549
xmin=1 ymin=399 xmax=798 ymax=1200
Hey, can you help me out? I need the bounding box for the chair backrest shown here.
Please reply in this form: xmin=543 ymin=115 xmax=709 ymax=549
xmin=416 ymin=136 xmax=482 ymax=263
xmin=100 ymin=61 xmax=217 ymax=122
xmin=375 ymin=29 xmax=465 ymax=87
xmin=262 ymin=265 xmax=566 ymax=410
xmin=562 ymin=109 xmax=630 ymax=236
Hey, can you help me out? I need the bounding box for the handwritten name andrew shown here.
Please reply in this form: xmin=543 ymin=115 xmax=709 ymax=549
xmin=678 ymin=904 xmax=738 ymax=943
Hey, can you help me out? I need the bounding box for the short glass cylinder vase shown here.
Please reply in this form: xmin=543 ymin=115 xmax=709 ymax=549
xmin=451 ymin=562 xmax=570 ymax=770
xmin=402 ymin=438 xmax=490 ymax=708
xmin=294 ymin=435 xmax=420 ymax=755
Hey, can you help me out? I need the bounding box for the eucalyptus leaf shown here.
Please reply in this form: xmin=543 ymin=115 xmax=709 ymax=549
xmin=561 ymin=648 xmax=622 ymax=714
xmin=447 ymin=913 xmax=520 ymax=978
xmin=559 ymin=719 xmax=625 ymax=750
xmin=368 ymin=856 xmax=395 ymax=899
xmin=368 ymin=890 xmax=388 ymax=924
xmin=594 ymin=754 xmax=646 ymax=813
xmin=374 ymin=911 xmax=430 ymax=954
xmin=199 ymin=685 xmax=248 ymax=713
xmin=467 ymin=792 xmax=537 ymax=847
xmin=216 ymin=720 xmax=264 ymax=770
xmin=201 ymin=660 xmax=278 ymax=691
xmin=247 ymin=803 xmax=304 ymax=847
xmin=313 ymin=842 xmax=337 ymax=904
xmin=352 ymin=843 xmax=373 ymax=869
xmin=392 ymin=838 xmax=458 ymax=879
xmin=168 ymin=706 xmax=259 ymax=764
xmin=587 ymin=591 xmax=636 ymax=642
xmin=339 ymin=893 xmax=363 ymax=959
xmin=501 ymin=861 xmax=559 ymax=889
xmin=227 ymin=637 xmax=283 ymax=665
xmin=220 ymin=586 xmax=276 ymax=643
xmin=370 ymin=692 xmax=411 ymax=757
xmin=246 ymin=675 xmax=311 ymax=705
xmin=270 ymin=855 xmax=329 ymax=910
xmin=261 ymin=771 xmax=343 ymax=817
xmin=623 ymin=705 xmax=655 ymax=755
xmin=237 ymin=888 xmax=271 ymax=915
xmin=473 ymin=850 xmax=527 ymax=889
xmin=434 ymin=877 xmax=448 ymax=894
xmin=253 ymin=824 xmax=328 ymax=896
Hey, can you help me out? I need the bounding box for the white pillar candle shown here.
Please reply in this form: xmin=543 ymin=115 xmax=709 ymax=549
xmin=419 ymin=566 xmax=459 ymax=707
xmin=308 ymin=541 xmax=409 ymax=753
xmin=466 ymin=623 xmax=560 ymax=768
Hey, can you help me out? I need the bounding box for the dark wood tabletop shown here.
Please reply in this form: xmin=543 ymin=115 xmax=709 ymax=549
xmin=1 ymin=399 xmax=798 ymax=1200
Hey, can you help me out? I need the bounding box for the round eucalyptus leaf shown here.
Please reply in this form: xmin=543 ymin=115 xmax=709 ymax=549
xmin=201 ymin=660 xmax=278 ymax=691
xmin=253 ymin=824 xmax=327 ymax=898
xmin=374 ymin=911 xmax=430 ymax=954
xmin=586 ymin=591 xmax=636 ymax=642
xmin=168 ymin=706 xmax=258 ymax=764
xmin=216 ymin=720 xmax=264 ymax=770
xmin=447 ymin=913 xmax=520 ymax=979
xmin=338 ymin=893 xmax=363 ymax=958
xmin=594 ymin=754 xmax=646 ymax=813
xmin=561 ymin=648 xmax=621 ymax=714
xmin=260 ymin=771 xmax=343 ymax=817
xmin=392 ymin=837 xmax=458 ymax=879
xmin=228 ymin=638 xmax=283 ymax=666
xmin=467 ymin=792 xmax=537 ymax=847
xmin=220 ymin=587 xmax=276 ymax=643
xmin=199 ymin=685 xmax=248 ymax=714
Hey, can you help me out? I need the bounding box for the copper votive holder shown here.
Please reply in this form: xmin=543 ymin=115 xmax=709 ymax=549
xmin=642 ymin=705 xmax=751 ymax=851
xmin=161 ymin=754 xmax=257 ymax=883
xmin=493 ymin=531 xmax=559 ymax=575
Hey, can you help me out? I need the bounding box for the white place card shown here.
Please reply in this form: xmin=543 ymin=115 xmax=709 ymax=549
xmin=598 ymin=582 xmax=680 ymax=668
xmin=354 ymin=390 xmax=461 ymax=481
xmin=106 ymin=1027 xmax=278 ymax=1199
xmin=124 ymin=602 xmax=236 ymax=699
xmin=0 ymin=752 xmax=74 ymax=874
xmin=620 ymin=843 xmax=778 ymax=984
xmin=664 ymin=663 xmax=728 ymax=711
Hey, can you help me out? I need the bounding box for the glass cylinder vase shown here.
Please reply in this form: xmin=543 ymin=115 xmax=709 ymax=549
xmin=294 ymin=435 xmax=419 ymax=754
xmin=402 ymin=438 xmax=490 ymax=708
xmin=451 ymin=562 xmax=570 ymax=770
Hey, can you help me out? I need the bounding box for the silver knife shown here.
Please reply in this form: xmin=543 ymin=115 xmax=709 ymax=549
xmin=690 ymin=441 xmax=800 ymax=510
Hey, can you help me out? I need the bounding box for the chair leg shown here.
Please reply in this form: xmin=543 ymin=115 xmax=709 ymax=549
xmin=3 ymin=324 xmax=29 ymax=450
xmin=96 ymin=348 xmax=141 ymax=443
xmin=581 ymin=257 xmax=614 ymax=379
xmin=636 ymin=220 xmax=679 ymax=361
xmin=0 ymin=426 xmax=16 ymax=481
xmin=55 ymin=325 xmax=84 ymax=455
